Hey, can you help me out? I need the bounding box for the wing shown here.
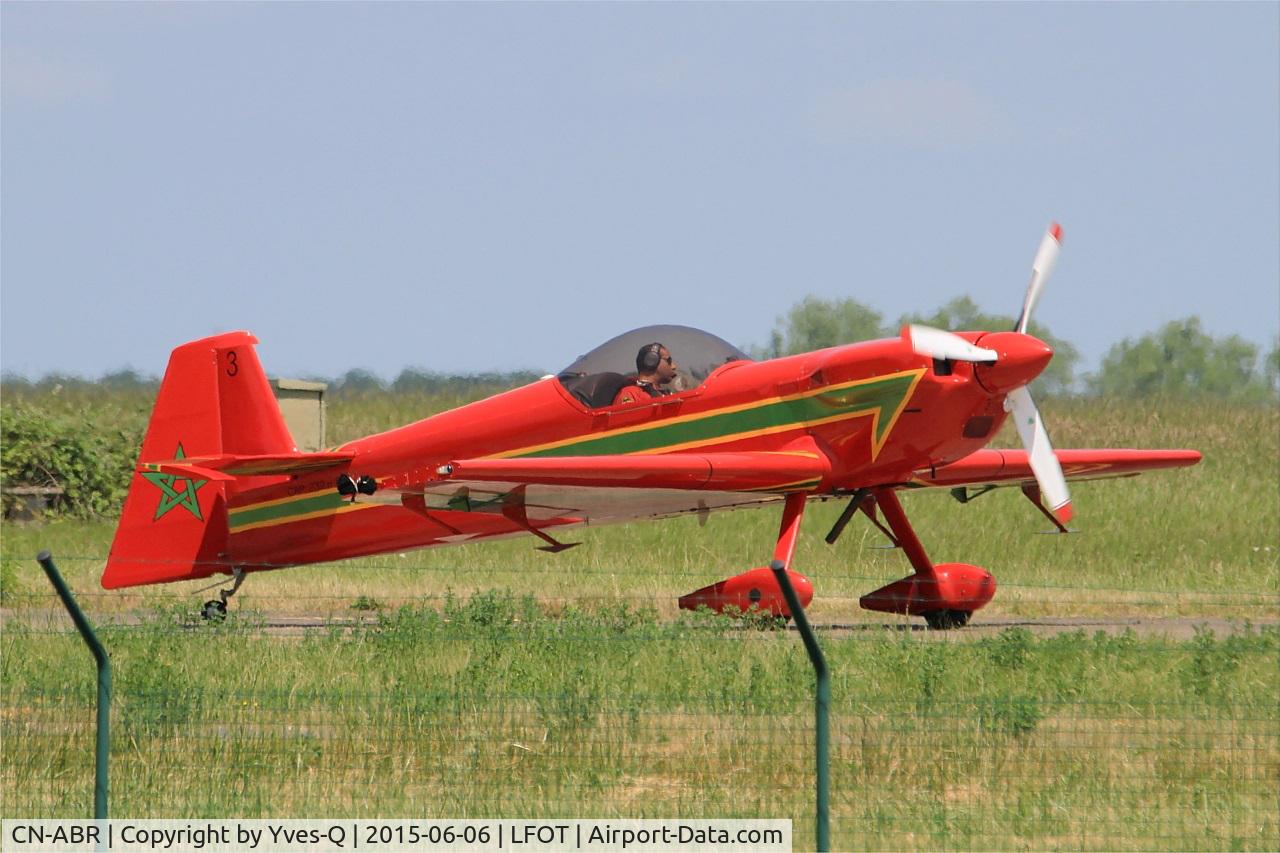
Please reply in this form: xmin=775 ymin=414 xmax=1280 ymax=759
xmin=437 ymin=450 xmax=828 ymax=492
xmin=365 ymin=449 xmax=831 ymax=528
xmin=912 ymin=448 xmax=1201 ymax=490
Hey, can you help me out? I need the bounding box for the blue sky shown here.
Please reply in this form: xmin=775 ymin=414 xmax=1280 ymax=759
xmin=3 ymin=2 xmax=1277 ymax=380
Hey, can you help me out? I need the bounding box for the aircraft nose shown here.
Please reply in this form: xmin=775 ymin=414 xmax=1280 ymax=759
xmin=973 ymin=332 xmax=1054 ymax=394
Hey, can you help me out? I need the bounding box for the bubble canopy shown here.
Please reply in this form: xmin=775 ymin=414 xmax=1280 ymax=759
xmin=559 ymin=324 xmax=753 ymax=388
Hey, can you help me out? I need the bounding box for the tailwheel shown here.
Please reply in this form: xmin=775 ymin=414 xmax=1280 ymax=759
xmin=201 ymin=599 xmax=228 ymax=621
xmin=198 ymin=567 xmax=245 ymax=621
xmin=923 ymin=609 xmax=971 ymax=630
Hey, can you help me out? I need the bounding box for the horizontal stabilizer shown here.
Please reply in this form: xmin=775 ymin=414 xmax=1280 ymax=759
xmin=141 ymin=451 xmax=354 ymax=481
xmin=915 ymin=448 xmax=1201 ymax=489
xmin=438 ymin=450 xmax=830 ymax=493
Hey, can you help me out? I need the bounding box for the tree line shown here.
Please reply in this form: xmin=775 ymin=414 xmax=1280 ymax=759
xmin=757 ymin=295 xmax=1278 ymax=402
xmin=2 ymin=295 xmax=1276 ymax=400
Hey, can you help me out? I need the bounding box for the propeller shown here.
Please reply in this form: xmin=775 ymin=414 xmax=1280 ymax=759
xmin=1016 ymin=222 xmax=1062 ymax=334
xmin=906 ymin=325 xmax=998 ymax=363
xmin=1007 ymin=222 xmax=1070 ymax=524
xmin=905 ymin=221 xmax=1072 ymax=525
xmin=1006 ymin=386 xmax=1072 ymax=523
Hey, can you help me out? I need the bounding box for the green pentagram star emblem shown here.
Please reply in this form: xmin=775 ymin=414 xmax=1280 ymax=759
xmin=141 ymin=443 xmax=207 ymax=521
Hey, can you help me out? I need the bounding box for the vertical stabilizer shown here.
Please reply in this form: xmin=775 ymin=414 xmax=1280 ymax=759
xmin=103 ymin=332 xmax=295 ymax=589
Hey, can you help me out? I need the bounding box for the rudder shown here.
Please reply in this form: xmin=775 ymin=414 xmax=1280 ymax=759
xmin=103 ymin=332 xmax=296 ymax=589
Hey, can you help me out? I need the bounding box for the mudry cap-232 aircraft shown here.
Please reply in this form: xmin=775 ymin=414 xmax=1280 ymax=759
xmin=103 ymin=224 xmax=1200 ymax=628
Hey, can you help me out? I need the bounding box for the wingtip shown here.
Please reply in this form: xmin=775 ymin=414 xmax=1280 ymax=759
xmin=1049 ymin=222 xmax=1063 ymax=243
xmin=1053 ymin=502 xmax=1074 ymax=525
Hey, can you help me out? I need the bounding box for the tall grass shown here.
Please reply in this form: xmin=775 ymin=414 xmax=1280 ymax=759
xmin=3 ymin=600 xmax=1277 ymax=849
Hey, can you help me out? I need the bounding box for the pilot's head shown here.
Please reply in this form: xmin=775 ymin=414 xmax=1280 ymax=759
xmin=636 ymin=342 xmax=677 ymax=386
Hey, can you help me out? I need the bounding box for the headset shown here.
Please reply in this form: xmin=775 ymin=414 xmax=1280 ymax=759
xmin=637 ymin=342 xmax=665 ymax=373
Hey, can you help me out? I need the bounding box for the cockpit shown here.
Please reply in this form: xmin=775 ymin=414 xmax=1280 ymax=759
xmin=556 ymin=324 xmax=753 ymax=409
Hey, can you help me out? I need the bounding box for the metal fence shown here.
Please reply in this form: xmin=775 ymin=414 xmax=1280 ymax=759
xmin=6 ymin=686 xmax=1277 ymax=849
xmin=3 ymin=567 xmax=1278 ymax=851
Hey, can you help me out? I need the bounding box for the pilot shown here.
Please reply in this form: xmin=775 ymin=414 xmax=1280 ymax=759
xmin=613 ymin=342 xmax=678 ymax=406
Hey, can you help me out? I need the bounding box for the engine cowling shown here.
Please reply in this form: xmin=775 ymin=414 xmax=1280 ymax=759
xmin=679 ymin=566 xmax=814 ymax=618
xmin=859 ymin=563 xmax=996 ymax=616
xmin=972 ymin=332 xmax=1054 ymax=395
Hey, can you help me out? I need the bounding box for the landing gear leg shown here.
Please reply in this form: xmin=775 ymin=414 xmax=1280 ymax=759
xmin=202 ymin=568 xmax=245 ymax=621
xmin=859 ymin=490 xmax=989 ymax=630
xmin=768 ymin=492 xmax=809 ymax=626
xmin=676 ymin=492 xmax=815 ymax=621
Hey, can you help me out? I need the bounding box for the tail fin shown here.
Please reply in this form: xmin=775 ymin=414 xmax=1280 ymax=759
xmin=103 ymin=332 xmax=297 ymax=589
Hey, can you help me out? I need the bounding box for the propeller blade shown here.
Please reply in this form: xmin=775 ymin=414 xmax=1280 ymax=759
xmin=906 ymin=325 xmax=998 ymax=363
xmin=1015 ymin=222 xmax=1062 ymax=334
xmin=1005 ymin=386 xmax=1072 ymax=524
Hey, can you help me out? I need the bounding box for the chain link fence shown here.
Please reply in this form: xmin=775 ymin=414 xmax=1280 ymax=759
xmin=4 ymin=581 xmax=1278 ymax=851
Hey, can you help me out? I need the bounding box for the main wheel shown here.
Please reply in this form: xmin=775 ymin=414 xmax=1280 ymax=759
xmin=201 ymin=599 xmax=228 ymax=621
xmin=923 ymin=609 xmax=971 ymax=630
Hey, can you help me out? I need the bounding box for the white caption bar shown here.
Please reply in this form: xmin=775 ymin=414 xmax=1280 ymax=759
xmin=3 ymin=820 xmax=791 ymax=853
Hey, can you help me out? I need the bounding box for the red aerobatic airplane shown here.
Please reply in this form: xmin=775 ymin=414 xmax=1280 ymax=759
xmin=103 ymin=224 xmax=1200 ymax=628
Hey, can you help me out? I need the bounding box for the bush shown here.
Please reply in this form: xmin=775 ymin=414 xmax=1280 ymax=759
xmin=0 ymin=404 xmax=143 ymax=518
xmin=1090 ymin=317 xmax=1272 ymax=401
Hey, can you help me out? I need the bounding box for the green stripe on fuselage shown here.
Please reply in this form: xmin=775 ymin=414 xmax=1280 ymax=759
xmin=521 ymin=371 xmax=920 ymax=458
xmin=229 ymin=491 xmax=348 ymax=529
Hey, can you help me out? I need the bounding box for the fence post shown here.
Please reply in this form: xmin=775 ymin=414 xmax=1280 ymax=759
xmin=770 ymin=559 xmax=830 ymax=851
xmin=36 ymin=551 xmax=110 ymax=819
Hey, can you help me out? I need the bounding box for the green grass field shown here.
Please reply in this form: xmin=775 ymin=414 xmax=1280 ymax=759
xmin=3 ymin=604 xmax=1277 ymax=849
xmin=2 ymin=392 xmax=1277 ymax=849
